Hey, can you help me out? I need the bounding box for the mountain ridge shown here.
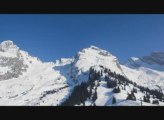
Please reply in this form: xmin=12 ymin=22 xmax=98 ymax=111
xmin=0 ymin=40 xmax=164 ymax=106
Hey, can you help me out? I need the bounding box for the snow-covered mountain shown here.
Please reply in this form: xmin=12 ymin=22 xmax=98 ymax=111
xmin=54 ymin=45 xmax=124 ymax=85
xmin=122 ymin=52 xmax=164 ymax=91
xmin=0 ymin=40 xmax=164 ymax=106
xmin=124 ymin=52 xmax=164 ymax=70
xmin=0 ymin=40 xmax=70 ymax=105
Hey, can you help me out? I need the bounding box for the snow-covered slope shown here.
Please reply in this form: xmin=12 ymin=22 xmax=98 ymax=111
xmin=0 ymin=40 xmax=70 ymax=105
xmin=122 ymin=52 xmax=164 ymax=92
xmin=124 ymin=52 xmax=164 ymax=71
xmin=54 ymin=45 xmax=124 ymax=85
xmin=0 ymin=40 xmax=164 ymax=106
xmin=54 ymin=46 xmax=164 ymax=106
xmin=1 ymin=41 xmax=124 ymax=106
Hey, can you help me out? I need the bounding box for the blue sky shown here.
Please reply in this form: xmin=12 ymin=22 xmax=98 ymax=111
xmin=0 ymin=14 xmax=164 ymax=63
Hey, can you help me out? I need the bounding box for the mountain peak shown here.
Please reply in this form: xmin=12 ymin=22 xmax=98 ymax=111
xmin=141 ymin=51 xmax=164 ymax=65
xmin=78 ymin=45 xmax=113 ymax=58
xmin=1 ymin=40 xmax=14 ymax=45
xmin=0 ymin=40 xmax=19 ymax=58
xmin=0 ymin=40 xmax=19 ymax=51
xmin=124 ymin=51 xmax=164 ymax=71
xmin=130 ymin=57 xmax=139 ymax=61
xmin=88 ymin=45 xmax=107 ymax=52
xmin=89 ymin=45 xmax=100 ymax=50
xmin=71 ymin=45 xmax=124 ymax=76
xmin=150 ymin=51 xmax=164 ymax=59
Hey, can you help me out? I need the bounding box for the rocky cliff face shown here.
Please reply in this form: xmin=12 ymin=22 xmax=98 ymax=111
xmin=0 ymin=40 xmax=28 ymax=80
xmin=141 ymin=52 xmax=164 ymax=65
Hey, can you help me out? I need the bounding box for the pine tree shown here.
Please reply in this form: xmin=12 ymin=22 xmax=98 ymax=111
xmin=104 ymin=68 xmax=108 ymax=73
xmin=100 ymin=70 xmax=103 ymax=76
xmin=143 ymin=94 xmax=150 ymax=103
xmin=126 ymin=81 xmax=129 ymax=86
xmin=118 ymin=80 xmax=121 ymax=85
xmin=123 ymin=84 xmax=126 ymax=90
xmin=126 ymin=92 xmax=136 ymax=101
xmin=153 ymin=95 xmax=156 ymax=99
xmin=113 ymin=86 xmax=121 ymax=93
xmin=105 ymin=76 xmax=108 ymax=82
xmin=112 ymin=96 xmax=116 ymax=104
xmin=143 ymin=96 xmax=147 ymax=103
xmin=93 ymin=103 xmax=96 ymax=106
xmin=132 ymin=88 xmax=137 ymax=93
xmin=152 ymin=100 xmax=159 ymax=105
xmin=92 ymin=89 xmax=97 ymax=101
xmin=107 ymin=79 xmax=117 ymax=88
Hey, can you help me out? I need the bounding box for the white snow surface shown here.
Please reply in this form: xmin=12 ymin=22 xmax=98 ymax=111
xmin=0 ymin=41 xmax=70 ymax=105
xmin=0 ymin=66 xmax=11 ymax=75
xmin=122 ymin=54 xmax=164 ymax=91
xmin=54 ymin=45 xmax=124 ymax=85
xmin=95 ymin=75 xmax=163 ymax=106
xmin=0 ymin=40 xmax=164 ymax=106
xmin=0 ymin=40 xmax=19 ymax=58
